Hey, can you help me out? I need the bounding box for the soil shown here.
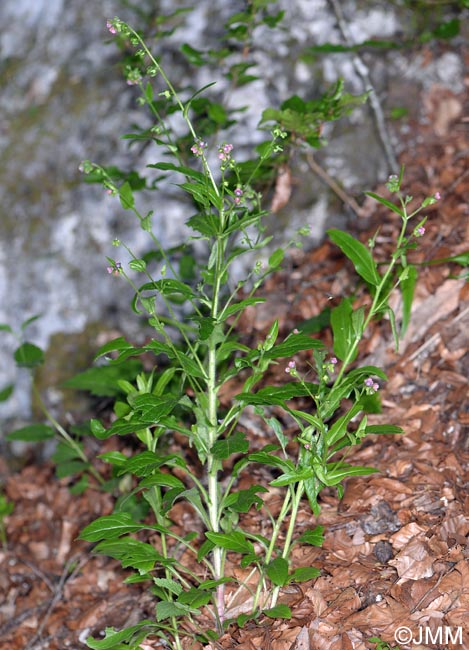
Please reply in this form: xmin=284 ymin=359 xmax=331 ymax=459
xmin=1 ymin=44 xmax=468 ymax=650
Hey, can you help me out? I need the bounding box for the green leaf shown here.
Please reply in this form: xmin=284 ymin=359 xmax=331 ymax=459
xmin=266 ymin=557 xmax=289 ymax=586
xmin=85 ymin=621 xmax=154 ymax=650
xmin=153 ymin=578 xmax=183 ymax=596
xmin=118 ymin=451 xmax=163 ymax=477
xmin=0 ymin=323 xmax=13 ymax=333
xmin=326 ymin=400 xmax=363 ymax=447
xmin=222 ymin=297 xmax=266 ymax=319
xmin=322 ymin=463 xmax=379 ymax=486
xmin=94 ymin=336 xmax=145 ymax=363
xmin=104 ymin=418 xmax=155 ymax=437
xmin=297 ymin=526 xmax=324 ymax=547
xmin=79 ymin=513 xmax=145 ymax=542
xmin=328 ymin=229 xmax=380 ymax=286
xmin=175 ymin=353 xmax=207 ymax=379
xmin=156 ymin=600 xmax=192 ymax=621
xmin=330 ymin=298 xmax=355 ymax=362
xmin=433 ymin=18 xmax=459 ymax=39
xmin=364 ymin=192 xmax=403 ymax=217
xmin=177 ymin=588 xmax=212 ymax=608
xmin=270 ymin=468 xmax=314 ymax=486
xmin=210 ymin=431 xmax=249 ymax=460
xmin=119 ymin=181 xmax=134 ymax=210
xmin=7 ymin=423 xmax=55 ymax=442
xmin=14 ymin=342 xmax=44 ymax=368
xmin=56 ymin=460 xmax=88 ymax=478
xmin=148 ymin=161 xmax=206 ymax=183
xmin=21 ymin=314 xmax=42 ymax=330
xmin=97 ymin=451 xmax=128 ymax=466
xmin=0 ymin=383 xmax=14 ymax=402
xmin=365 ymin=424 xmax=404 ymax=435
xmin=224 ymin=485 xmax=267 ymax=513
xmin=205 ymin=531 xmax=254 ymax=555
xmin=399 ymin=264 xmax=418 ymax=337
xmin=132 ymin=394 xmax=178 ymax=422
xmin=180 ymin=43 xmax=207 ymax=66
xmin=263 ymin=604 xmax=291 ymax=619
xmin=94 ymin=537 xmax=164 ymax=566
xmin=62 ymin=361 xmax=142 ymax=397
xmin=264 ymin=334 xmax=324 ymax=359
xmin=129 ymin=258 xmax=146 ymax=272
xmin=268 ymin=248 xmax=284 ymax=268
xmin=289 ymin=566 xmax=321 ymax=583
xmin=236 ymin=382 xmax=319 ymax=407
xmin=140 ymin=472 xmax=185 ymax=489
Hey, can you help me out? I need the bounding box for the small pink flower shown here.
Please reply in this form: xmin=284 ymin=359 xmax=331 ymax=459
xmin=293 ymin=328 xmax=299 ymax=334
xmin=107 ymin=262 xmax=122 ymax=276
xmin=416 ymin=226 xmax=425 ymax=236
xmin=191 ymin=140 xmax=207 ymax=157
xmin=434 ymin=192 xmax=441 ymax=200
xmin=330 ymin=357 xmax=338 ymax=365
xmin=364 ymin=377 xmax=374 ymax=388
xmin=234 ymin=187 xmax=243 ymax=197
xmin=107 ymin=20 xmax=117 ymax=34
xmin=285 ymin=360 xmax=296 ymax=374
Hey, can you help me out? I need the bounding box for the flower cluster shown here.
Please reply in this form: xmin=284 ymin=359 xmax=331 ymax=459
xmin=191 ymin=140 xmax=207 ymax=157
xmin=386 ymin=174 xmax=400 ymax=193
xmin=285 ymin=360 xmax=297 ymax=376
xmin=364 ymin=377 xmax=379 ymax=394
xmin=218 ymin=143 xmax=233 ymax=161
xmin=234 ymin=187 xmax=243 ymax=205
xmin=107 ymin=262 xmax=122 ymax=276
xmin=126 ymin=69 xmax=143 ymax=86
xmin=107 ymin=20 xmax=118 ymax=34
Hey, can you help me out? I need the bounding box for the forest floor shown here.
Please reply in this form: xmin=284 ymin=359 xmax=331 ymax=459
xmin=1 ymin=43 xmax=468 ymax=650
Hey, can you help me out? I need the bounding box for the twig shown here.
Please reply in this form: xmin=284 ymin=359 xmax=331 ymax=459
xmin=327 ymin=0 xmax=399 ymax=173
xmin=29 ymin=553 xmax=89 ymax=645
xmin=306 ymin=151 xmax=367 ymax=218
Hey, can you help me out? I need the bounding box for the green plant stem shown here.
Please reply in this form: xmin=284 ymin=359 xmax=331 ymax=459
xmin=270 ymin=481 xmax=305 ymax=608
xmin=334 ymin=211 xmax=410 ymax=386
xmin=160 ymin=532 xmax=183 ymax=650
xmin=32 ymin=383 xmax=105 ymax=486
xmin=206 ymin=234 xmax=227 ymax=626
xmin=252 ymin=486 xmax=293 ymax=611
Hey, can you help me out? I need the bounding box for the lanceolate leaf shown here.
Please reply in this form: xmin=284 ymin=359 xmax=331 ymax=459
xmin=80 ymin=514 xmax=146 ymax=542
xmin=327 ymin=229 xmax=380 ymax=286
xmin=330 ymin=298 xmax=356 ymax=362
xmin=205 ymin=531 xmax=254 ymax=555
xmin=400 ymin=264 xmax=418 ymax=337
xmin=85 ymin=621 xmax=154 ymax=650
xmin=264 ymin=334 xmax=324 ymax=359
xmin=7 ymin=424 xmax=54 ymax=442
xmin=210 ymin=431 xmax=249 ymax=460
xmin=263 ymin=604 xmax=292 ymax=619
xmin=296 ymin=526 xmax=325 ymax=547
xmin=365 ymin=192 xmax=403 ymax=217
xmin=289 ymin=566 xmax=321 ymax=582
